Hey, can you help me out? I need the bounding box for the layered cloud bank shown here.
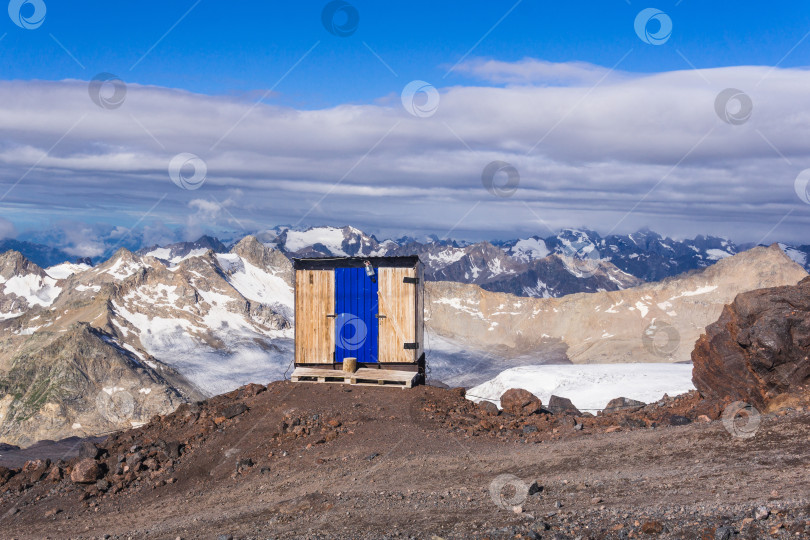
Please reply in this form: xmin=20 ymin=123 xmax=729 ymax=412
xmin=1 ymin=60 xmax=809 ymax=245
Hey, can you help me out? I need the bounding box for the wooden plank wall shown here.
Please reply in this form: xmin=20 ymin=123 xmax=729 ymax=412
xmin=377 ymin=267 xmax=417 ymax=363
xmin=294 ymin=269 xmax=335 ymax=364
xmin=415 ymin=262 xmax=424 ymax=360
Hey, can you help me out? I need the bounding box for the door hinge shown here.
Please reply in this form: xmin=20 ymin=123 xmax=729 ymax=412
xmin=403 ymin=342 xmax=419 ymax=350
xmin=403 ymin=277 xmax=419 ymax=284
xmin=326 ymin=314 xmax=337 ymax=318
xmin=375 ymin=314 xmax=387 ymax=319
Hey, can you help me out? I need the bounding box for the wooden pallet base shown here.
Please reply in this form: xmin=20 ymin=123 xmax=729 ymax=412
xmin=291 ymin=367 xmax=418 ymax=389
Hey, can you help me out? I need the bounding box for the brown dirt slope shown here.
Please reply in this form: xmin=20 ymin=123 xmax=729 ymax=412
xmin=0 ymin=381 xmax=808 ymax=539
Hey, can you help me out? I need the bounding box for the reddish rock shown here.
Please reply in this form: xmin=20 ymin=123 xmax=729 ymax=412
xmin=641 ymin=520 xmax=664 ymax=534
xmin=239 ymin=383 xmax=266 ymax=398
xmin=603 ymin=397 xmax=646 ymax=414
xmin=476 ymin=400 xmax=500 ymax=416
xmin=692 ymin=276 xmax=810 ymax=409
xmin=500 ymin=388 xmax=542 ymax=416
xmin=70 ymin=459 xmax=101 ymax=484
xmin=45 ymin=466 xmax=62 ymax=483
xmin=0 ymin=466 xmax=15 ymax=485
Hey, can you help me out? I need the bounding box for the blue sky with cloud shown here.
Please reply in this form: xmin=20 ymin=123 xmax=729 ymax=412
xmin=2 ymin=1 xmax=810 ymax=254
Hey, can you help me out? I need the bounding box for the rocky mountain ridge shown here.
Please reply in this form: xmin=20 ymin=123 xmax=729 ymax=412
xmin=0 ymin=237 xmax=294 ymax=445
xmin=9 ymin=225 xmax=810 ymax=299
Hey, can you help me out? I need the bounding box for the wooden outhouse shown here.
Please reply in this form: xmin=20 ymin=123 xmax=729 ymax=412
xmin=290 ymin=256 xmax=424 ymax=387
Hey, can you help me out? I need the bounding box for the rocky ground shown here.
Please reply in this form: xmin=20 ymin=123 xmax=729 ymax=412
xmin=0 ymin=381 xmax=808 ymax=539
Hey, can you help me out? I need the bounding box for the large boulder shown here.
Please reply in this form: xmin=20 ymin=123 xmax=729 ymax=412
xmin=500 ymin=388 xmax=542 ymax=415
xmin=70 ymin=459 xmax=101 ymax=484
xmin=692 ymin=276 xmax=810 ymax=409
xmin=603 ymin=397 xmax=646 ymax=414
xmin=547 ymin=395 xmax=581 ymax=415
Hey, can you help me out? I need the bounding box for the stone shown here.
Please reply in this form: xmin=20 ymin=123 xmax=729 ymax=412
xmin=715 ymin=526 xmax=733 ymax=540
xmin=669 ymin=415 xmax=692 ymax=426
xmin=477 ymin=400 xmax=500 ymax=416
xmin=22 ymin=459 xmax=49 ymax=473
xmin=78 ymin=441 xmax=100 ymax=459
xmin=605 ymin=426 xmax=622 ymax=433
xmin=70 ymin=459 xmax=101 ymax=484
xmin=45 ymin=466 xmax=62 ymax=482
xmin=166 ymin=441 xmax=183 ymax=459
xmin=692 ymin=276 xmax=810 ymax=409
xmin=450 ymin=387 xmax=466 ymax=398
xmin=640 ymin=520 xmax=664 ymax=534
xmin=603 ymin=397 xmax=646 ymax=414
xmin=755 ymin=505 xmax=770 ymax=520
xmin=500 ymin=388 xmax=543 ymax=416
xmin=220 ymin=403 xmax=248 ymax=420
xmin=126 ymin=452 xmax=144 ymax=468
xmin=546 ymin=395 xmax=581 ymax=415
xmin=697 ymin=415 xmax=711 ymax=423
xmin=238 ymin=383 xmax=266 ymax=398
xmin=528 ymin=481 xmax=543 ymax=495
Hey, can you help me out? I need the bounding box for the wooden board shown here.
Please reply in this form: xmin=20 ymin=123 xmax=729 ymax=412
xmin=294 ymin=269 xmax=335 ymax=364
xmin=376 ymin=267 xmax=416 ymax=363
xmin=291 ymin=367 xmax=418 ymax=388
xmin=415 ymin=262 xmax=424 ymax=361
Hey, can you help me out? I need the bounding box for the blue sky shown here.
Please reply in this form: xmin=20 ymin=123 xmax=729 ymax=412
xmin=6 ymin=1 xmax=810 ymax=105
xmin=2 ymin=1 xmax=810 ymax=255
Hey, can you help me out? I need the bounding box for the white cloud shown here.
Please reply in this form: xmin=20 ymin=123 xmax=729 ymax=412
xmin=0 ymin=63 xmax=809 ymax=243
xmin=0 ymin=217 xmax=16 ymax=240
xmin=451 ymin=58 xmax=630 ymax=86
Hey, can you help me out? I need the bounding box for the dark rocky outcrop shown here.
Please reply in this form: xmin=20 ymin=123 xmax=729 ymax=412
xmin=692 ymin=276 xmax=810 ymax=409
xmin=547 ymin=395 xmax=581 ymax=415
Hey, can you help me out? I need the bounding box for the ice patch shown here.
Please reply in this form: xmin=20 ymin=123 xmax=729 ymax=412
xmin=468 ymin=363 xmax=695 ymax=411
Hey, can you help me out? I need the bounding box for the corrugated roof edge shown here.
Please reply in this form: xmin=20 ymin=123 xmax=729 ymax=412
xmin=292 ymin=255 xmax=421 ymax=270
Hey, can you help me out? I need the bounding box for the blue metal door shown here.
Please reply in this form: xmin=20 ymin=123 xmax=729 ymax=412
xmin=334 ymin=267 xmax=378 ymax=363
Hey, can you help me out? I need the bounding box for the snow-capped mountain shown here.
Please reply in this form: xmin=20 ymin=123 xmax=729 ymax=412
xmin=0 ymin=237 xmax=294 ymax=445
xmin=262 ymin=226 xmax=747 ymax=297
xmin=0 ymin=251 xmax=62 ymax=320
xmin=6 ymin=225 xmax=809 ymax=300
xmin=137 ymin=235 xmax=228 ymax=264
